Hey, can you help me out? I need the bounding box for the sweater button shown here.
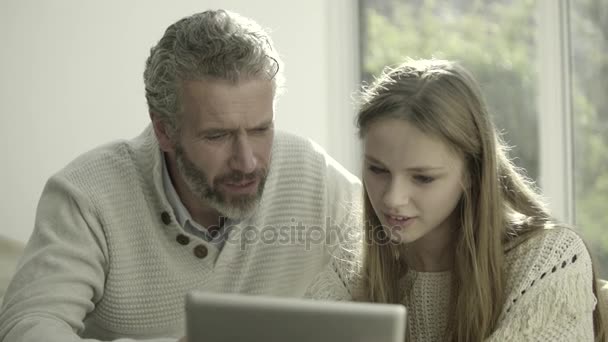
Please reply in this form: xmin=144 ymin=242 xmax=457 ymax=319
xmin=161 ymin=211 xmax=171 ymax=225
xmin=176 ymin=234 xmax=190 ymax=246
xmin=194 ymin=245 xmax=208 ymax=259
xmin=209 ymin=226 xmax=221 ymax=239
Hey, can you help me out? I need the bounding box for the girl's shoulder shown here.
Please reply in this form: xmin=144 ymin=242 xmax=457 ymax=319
xmin=502 ymin=227 xmax=594 ymax=309
xmin=504 ymin=226 xmax=591 ymax=272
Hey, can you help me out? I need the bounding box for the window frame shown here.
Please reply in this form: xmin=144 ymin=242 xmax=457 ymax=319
xmin=335 ymin=0 xmax=578 ymax=224
xmin=536 ymin=0 xmax=575 ymax=224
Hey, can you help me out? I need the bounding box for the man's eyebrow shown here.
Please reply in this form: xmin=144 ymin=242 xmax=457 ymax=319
xmin=250 ymin=119 xmax=274 ymax=129
xmin=196 ymin=128 xmax=234 ymax=137
xmin=195 ymin=119 xmax=274 ymax=137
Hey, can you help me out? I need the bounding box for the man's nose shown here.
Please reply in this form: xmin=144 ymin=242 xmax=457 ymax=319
xmin=230 ymin=134 xmax=257 ymax=174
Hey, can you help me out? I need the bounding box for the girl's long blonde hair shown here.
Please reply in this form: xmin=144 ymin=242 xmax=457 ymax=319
xmin=356 ymin=58 xmax=606 ymax=341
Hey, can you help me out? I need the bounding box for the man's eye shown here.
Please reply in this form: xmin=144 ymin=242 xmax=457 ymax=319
xmin=413 ymin=175 xmax=435 ymax=184
xmin=205 ymin=133 xmax=228 ymax=141
xmin=252 ymin=127 xmax=270 ymax=134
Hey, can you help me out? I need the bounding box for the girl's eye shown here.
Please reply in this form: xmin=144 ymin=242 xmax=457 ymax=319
xmin=368 ymin=165 xmax=388 ymax=174
xmin=413 ymin=175 xmax=435 ymax=184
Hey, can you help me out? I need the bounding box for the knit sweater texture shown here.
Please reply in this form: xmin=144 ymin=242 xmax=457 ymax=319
xmin=305 ymin=227 xmax=598 ymax=341
xmin=0 ymin=126 xmax=362 ymax=342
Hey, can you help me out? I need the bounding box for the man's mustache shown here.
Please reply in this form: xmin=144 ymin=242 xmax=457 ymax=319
xmin=216 ymin=169 xmax=266 ymax=183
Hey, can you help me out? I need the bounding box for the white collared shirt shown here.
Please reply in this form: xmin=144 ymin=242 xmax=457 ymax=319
xmin=161 ymin=153 xmax=231 ymax=249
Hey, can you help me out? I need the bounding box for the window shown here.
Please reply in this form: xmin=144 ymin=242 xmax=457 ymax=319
xmin=571 ymin=0 xmax=608 ymax=278
xmin=360 ymin=0 xmax=608 ymax=277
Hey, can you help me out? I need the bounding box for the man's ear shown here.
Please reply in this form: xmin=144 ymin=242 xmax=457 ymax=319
xmin=150 ymin=112 xmax=174 ymax=152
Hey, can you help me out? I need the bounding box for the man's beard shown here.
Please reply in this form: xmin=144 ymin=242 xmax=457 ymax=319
xmin=174 ymin=144 xmax=268 ymax=220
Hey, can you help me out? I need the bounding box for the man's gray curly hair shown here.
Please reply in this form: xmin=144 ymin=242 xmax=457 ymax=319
xmin=143 ymin=9 xmax=284 ymax=135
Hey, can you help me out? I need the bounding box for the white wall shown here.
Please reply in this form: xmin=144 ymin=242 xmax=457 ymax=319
xmin=0 ymin=0 xmax=360 ymax=243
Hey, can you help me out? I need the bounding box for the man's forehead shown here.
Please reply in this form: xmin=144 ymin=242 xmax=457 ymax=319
xmin=181 ymin=77 xmax=273 ymax=95
xmin=179 ymin=78 xmax=274 ymax=127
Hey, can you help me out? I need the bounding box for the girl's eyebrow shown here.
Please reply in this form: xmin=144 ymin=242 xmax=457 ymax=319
xmin=364 ymin=155 xmax=445 ymax=171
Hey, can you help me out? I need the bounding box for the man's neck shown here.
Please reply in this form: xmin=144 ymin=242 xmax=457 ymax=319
xmin=165 ymin=154 xmax=222 ymax=229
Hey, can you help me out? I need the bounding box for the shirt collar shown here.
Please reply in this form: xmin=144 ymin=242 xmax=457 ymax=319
xmin=161 ymin=153 xmax=245 ymax=231
xmin=161 ymin=153 xmax=195 ymax=229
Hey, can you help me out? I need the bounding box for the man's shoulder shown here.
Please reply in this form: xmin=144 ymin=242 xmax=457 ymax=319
xmin=272 ymin=130 xmax=327 ymax=158
xmin=59 ymin=140 xmax=130 ymax=177
xmin=55 ymin=126 xmax=156 ymax=185
xmin=272 ymin=130 xmax=360 ymax=186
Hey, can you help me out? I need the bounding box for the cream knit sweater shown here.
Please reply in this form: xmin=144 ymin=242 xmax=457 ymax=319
xmin=306 ymin=227 xmax=598 ymax=341
xmin=0 ymin=126 xmax=362 ymax=342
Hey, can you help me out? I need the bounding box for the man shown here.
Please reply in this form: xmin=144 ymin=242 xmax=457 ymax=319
xmin=0 ymin=10 xmax=361 ymax=342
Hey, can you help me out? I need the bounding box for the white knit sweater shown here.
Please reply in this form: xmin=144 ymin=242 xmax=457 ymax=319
xmin=0 ymin=126 xmax=362 ymax=342
xmin=305 ymin=227 xmax=598 ymax=341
